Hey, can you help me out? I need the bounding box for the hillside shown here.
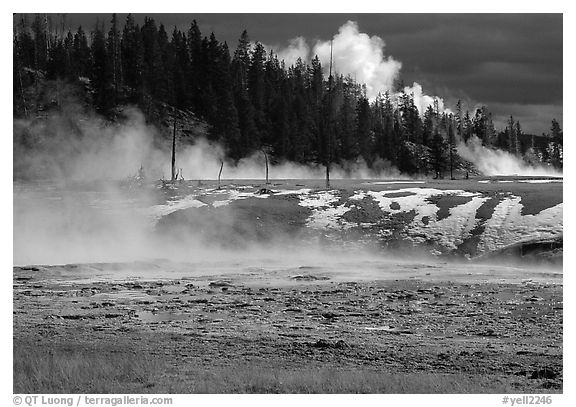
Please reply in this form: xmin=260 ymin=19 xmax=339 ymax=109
xmin=154 ymin=178 xmax=563 ymax=265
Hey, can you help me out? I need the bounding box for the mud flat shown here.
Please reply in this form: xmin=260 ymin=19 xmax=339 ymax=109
xmin=13 ymin=259 xmax=562 ymax=393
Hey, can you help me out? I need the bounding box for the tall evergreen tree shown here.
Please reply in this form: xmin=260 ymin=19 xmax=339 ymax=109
xmin=107 ymin=13 xmax=122 ymax=104
xmin=72 ymin=26 xmax=91 ymax=79
xmin=232 ymin=30 xmax=258 ymax=156
xmin=90 ymin=22 xmax=113 ymax=112
xmin=430 ymin=128 xmax=447 ymax=179
xmin=356 ymin=96 xmax=373 ymax=164
xmin=550 ymin=119 xmax=563 ymax=169
xmin=121 ymin=15 xmax=144 ymax=102
xmin=507 ymin=115 xmax=519 ymax=156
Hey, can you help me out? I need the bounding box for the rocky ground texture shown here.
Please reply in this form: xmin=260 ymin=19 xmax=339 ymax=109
xmin=13 ymin=261 xmax=562 ymax=393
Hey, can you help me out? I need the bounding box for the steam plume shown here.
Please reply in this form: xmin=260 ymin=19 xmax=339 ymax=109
xmin=267 ymin=20 xmax=449 ymax=113
xmin=457 ymin=137 xmax=561 ymax=177
xmin=312 ymin=21 xmax=402 ymax=99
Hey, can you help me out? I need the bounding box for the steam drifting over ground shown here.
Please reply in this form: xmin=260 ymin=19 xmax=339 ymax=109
xmin=14 ymin=100 xmax=404 ymax=183
xmin=457 ymin=137 xmax=562 ymax=177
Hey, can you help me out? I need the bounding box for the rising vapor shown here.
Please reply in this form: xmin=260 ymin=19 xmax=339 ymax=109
xmin=457 ymin=137 xmax=561 ymax=177
xmin=268 ymin=20 xmax=448 ymax=113
xmin=312 ymin=21 xmax=402 ymax=99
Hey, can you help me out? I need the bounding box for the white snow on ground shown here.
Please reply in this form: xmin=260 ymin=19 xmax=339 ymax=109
xmin=479 ymin=179 xmax=562 ymax=184
xmin=274 ymin=188 xmax=312 ymax=195
xmin=351 ymin=188 xmax=489 ymax=250
xmin=212 ymin=189 xmax=269 ymax=207
xmin=148 ymin=195 xmax=207 ymax=220
xmin=212 ymin=188 xmax=312 ymax=206
xmin=479 ymin=197 xmax=563 ymax=253
xmin=298 ymin=190 xmax=355 ymax=229
xmin=519 ymin=179 xmax=563 ymax=184
xmin=367 ymin=181 xmax=426 ymax=185
xmin=146 ymin=184 xmax=562 ymax=256
xmin=354 ymin=188 xmax=456 ymax=219
xmin=411 ymin=194 xmax=489 ymax=250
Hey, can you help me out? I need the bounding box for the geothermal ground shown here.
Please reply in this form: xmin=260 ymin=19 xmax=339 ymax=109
xmin=13 ymin=177 xmax=563 ymax=393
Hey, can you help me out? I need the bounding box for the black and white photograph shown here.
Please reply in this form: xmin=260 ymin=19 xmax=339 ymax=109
xmin=10 ymin=6 xmax=565 ymax=399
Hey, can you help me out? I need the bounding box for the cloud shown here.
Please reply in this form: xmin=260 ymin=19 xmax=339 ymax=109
xmin=402 ymin=82 xmax=450 ymax=115
xmin=267 ymin=21 xmax=402 ymax=100
xmin=265 ymin=20 xmax=454 ymax=115
xmin=273 ymin=36 xmax=310 ymax=67
xmin=312 ymin=21 xmax=402 ymax=99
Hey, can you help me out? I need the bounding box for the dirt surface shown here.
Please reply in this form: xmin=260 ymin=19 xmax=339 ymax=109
xmin=13 ymin=177 xmax=563 ymax=393
xmin=13 ymin=261 xmax=563 ymax=393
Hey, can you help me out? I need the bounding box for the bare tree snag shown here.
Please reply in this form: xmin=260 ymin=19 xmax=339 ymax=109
xmin=171 ymin=120 xmax=177 ymax=182
xmin=218 ymin=161 xmax=224 ymax=189
xmin=261 ymin=148 xmax=270 ymax=185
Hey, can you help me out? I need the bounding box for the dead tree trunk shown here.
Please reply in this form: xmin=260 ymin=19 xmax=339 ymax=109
xmin=326 ymin=40 xmax=333 ymax=189
xmin=218 ymin=161 xmax=224 ymax=189
xmin=264 ymin=151 xmax=269 ymax=185
xmin=171 ymin=120 xmax=177 ymax=182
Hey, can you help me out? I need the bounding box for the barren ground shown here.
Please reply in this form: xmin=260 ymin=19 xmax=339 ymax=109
xmin=13 ymin=259 xmax=562 ymax=393
xmin=13 ymin=177 xmax=563 ymax=393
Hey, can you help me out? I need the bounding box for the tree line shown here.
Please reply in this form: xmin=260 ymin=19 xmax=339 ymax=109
xmin=13 ymin=13 xmax=563 ymax=176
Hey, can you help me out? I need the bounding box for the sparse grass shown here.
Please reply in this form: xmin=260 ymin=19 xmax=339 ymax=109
xmin=161 ymin=366 xmax=516 ymax=394
xmin=13 ymin=343 xmax=162 ymax=393
xmin=14 ymin=342 xmax=518 ymax=394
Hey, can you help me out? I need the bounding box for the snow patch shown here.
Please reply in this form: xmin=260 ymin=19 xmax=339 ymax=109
xmin=274 ymin=188 xmax=312 ymax=195
xmin=479 ymin=198 xmax=563 ymax=252
xmin=411 ymin=195 xmax=489 ymax=250
xmin=211 ymin=189 xmax=268 ymax=207
xmin=519 ymin=179 xmax=563 ymax=184
xmin=367 ymin=181 xmax=425 ymax=185
xmin=353 ymin=188 xmax=489 ymax=251
xmin=298 ymin=190 xmax=354 ymax=229
xmin=148 ymin=195 xmax=207 ymax=220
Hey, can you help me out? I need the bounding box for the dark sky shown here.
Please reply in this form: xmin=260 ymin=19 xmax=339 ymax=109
xmin=31 ymin=13 xmax=563 ymax=135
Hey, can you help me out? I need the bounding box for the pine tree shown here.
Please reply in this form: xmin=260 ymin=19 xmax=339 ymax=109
xmin=212 ymin=41 xmax=241 ymax=150
xmin=463 ymin=110 xmax=472 ymax=142
xmin=31 ymin=14 xmax=48 ymax=72
xmin=336 ymin=76 xmax=359 ymax=161
xmin=447 ymin=116 xmax=457 ymax=179
xmin=356 ymin=96 xmax=373 ymax=164
xmin=550 ymin=119 xmax=563 ymax=169
xmin=430 ymin=128 xmax=446 ymax=179
xmin=170 ymin=28 xmax=191 ymax=109
xmin=72 ymin=26 xmax=91 ymax=79
xmin=422 ymin=105 xmax=435 ymax=148
xmin=455 ymin=99 xmax=463 ymax=139
xmin=507 ymin=115 xmax=518 ymax=156
xmin=514 ymin=120 xmax=522 ymax=156
xmin=107 ymin=13 xmax=122 ymax=104
xmin=187 ymin=20 xmax=203 ymax=113
xmin=121 ymin=15 xmax=144 ymax=103
xmin=232 ymin=30 xmax=259 ymax=157
xmin=141 ymin=17 xmax=163 ymax=103
xmin=90 ymin=22 xmax=113 ymax=113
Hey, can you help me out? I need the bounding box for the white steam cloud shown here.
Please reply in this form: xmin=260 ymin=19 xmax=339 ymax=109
xmin=178 ymin=138 xmax=402 ymax=180
xmin=14 ymin=103 xmax=403 ymax=183
xmin=274 ymin=36 xmax=310 ymax=67
xmin=403 ymin=82 xmax=450 ymax=115
xmin=312 ymin=21 xmax=402 ymax=99
xmin=267 ymin=20 xmax=448 ymax=112
xmin=457 ymin=137 xmax=561 ymax=177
